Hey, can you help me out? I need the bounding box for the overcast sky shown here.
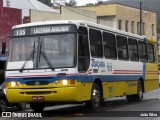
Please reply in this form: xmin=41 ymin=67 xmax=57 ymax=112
xmin=65 ymin=0 xmax=106 ymax=6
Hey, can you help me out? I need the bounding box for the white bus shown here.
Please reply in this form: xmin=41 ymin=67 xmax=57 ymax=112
xmin=5 ymin=20 xmax=159 ymax=112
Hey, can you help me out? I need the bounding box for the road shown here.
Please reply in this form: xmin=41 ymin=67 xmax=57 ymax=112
xmin=1 ymin=88 xmax=160 ymax=120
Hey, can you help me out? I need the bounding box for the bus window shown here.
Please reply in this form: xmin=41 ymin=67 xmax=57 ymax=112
xmin=147 ymin=43 xmax=155 ymax=63
xmin=89 ymin=29 xmax=103 ymax=58
xmin=128 ymin=38 xmax=139 ymax=61
xmin=103 ymin=32 xmax=117 ymax=59
xmin=117 ymin=35 xmax=128 ymax=60
xmin=78 ymin=26 xmax=90 ymax=72
xmin=38 ymin=34 xmax=76 ymax=68
xmin=138 ymin=41 xmax=147 ymax=62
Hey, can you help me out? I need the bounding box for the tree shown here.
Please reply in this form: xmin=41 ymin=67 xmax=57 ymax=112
xmin=96 ymin=0 xmax=105 ymax=5
xmin=65 ymin=0 xmax=77 ymax=7
xmin=86 ymin=3 xmax=95 ymax=6
xmin=38 ymin=0 xmax=53 ymax=7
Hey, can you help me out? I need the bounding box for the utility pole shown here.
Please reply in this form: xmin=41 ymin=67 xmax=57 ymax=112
xmin=140 ymin=0 xmax=142 ymax=36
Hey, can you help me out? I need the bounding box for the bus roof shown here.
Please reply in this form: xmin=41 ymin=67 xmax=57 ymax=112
xmin=12 ymin=20 xmax=146 ymax=40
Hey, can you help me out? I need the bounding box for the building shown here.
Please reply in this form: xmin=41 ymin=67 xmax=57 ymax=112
xmin=2 ymin=0 xmax=59 ymax=22
xmin=79 ymin=4 xmax=157 ymax=40
xmin=0 ymin=0 xmax=22 ymax=84
xmin=0 ymin=0 xmax=22 ymax=54
xmin=30 ymin=6 xmax=97 ymax=23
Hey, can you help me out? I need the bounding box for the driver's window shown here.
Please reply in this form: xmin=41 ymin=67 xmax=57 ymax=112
xmin=78 ymin=26 xmax=90 ymax=72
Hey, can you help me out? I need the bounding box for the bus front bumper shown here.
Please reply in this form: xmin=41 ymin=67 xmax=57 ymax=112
xmin=6 ymin=87 xmax=81 ymax=103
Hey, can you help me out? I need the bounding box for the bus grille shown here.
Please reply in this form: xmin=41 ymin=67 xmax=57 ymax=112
xmin=26 ymin=81 xmax=49 ymax=86
xmin=25 ymin=91 xmax=52 ymax=95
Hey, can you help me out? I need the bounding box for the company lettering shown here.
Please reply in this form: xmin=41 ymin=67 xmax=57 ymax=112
xmin=91 ymin=59 xmax=105 ymax=68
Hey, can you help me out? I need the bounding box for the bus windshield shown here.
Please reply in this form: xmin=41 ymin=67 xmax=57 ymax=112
xmin=7 ymin=33 xmax=76 ymax=70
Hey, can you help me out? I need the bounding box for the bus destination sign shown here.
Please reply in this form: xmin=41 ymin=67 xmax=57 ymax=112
xmin=12 ymin=25 xmax=76 ymax=37
xmin=13 ymin=28 xmax=26 ymax=36
xmin=30 ymin=25 xmax=70 ymax=35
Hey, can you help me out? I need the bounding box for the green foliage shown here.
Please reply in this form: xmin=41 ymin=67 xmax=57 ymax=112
xmin=86 ymin=3 xmax=95 ymax=6
xmin=38 ymin=0 xmax=52 ymax=7
xmin=96 ymin=0 xmax=105 ymax=5
xmin=65 ymin=0 xmax=76 ymax=7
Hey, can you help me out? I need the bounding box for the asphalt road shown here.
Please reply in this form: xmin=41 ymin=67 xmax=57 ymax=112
xmin=1 ymin=88 xmax=160 ymax=120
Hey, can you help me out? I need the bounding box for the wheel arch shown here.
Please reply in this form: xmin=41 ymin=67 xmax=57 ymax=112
xmin=139 ymin=77 xmax=144 ymax=93
xmin=93 ymin=78 xmax=103 ymax=98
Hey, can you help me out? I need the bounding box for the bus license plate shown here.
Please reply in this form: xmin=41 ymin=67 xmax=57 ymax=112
xmin=32 ymin=96 xmax=44 ymax=101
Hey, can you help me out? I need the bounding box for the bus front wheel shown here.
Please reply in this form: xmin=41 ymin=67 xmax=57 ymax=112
xmin=30 ymin=102 xmax=45 ymax=112
xmin=85 ymin=83 xmax=101 ymax=109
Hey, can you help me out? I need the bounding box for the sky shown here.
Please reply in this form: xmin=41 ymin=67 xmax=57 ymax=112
xmin=65 ymin=0 xmax=106 ymax=6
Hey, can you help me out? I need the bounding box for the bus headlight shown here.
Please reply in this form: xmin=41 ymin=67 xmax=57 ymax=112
xmin=62 ymin=80 xmax=68 ymax=85
xmin=11 ymin=82 xmax=16 ymax=87
xmin=6 ymin=81 xmax=22 ymax=87
xmin=53 ymin=80 xmax=76 ymax=86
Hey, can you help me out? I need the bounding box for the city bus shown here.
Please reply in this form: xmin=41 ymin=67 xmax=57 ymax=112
xmin=5 ymin=20 xmax=159 ymax=112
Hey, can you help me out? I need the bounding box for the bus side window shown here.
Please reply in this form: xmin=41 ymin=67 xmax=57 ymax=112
xmin=128 ymin=38 xmax=139 ymax=61
xmin=103 ymin=32 xmax=117 ymax=59
xmin=147 ymin=43 xmax=155 ymax=63
xmin=138 ymin=41 xmax=147 ymax=62
xmin=89 ymin=28 xmax=103 ymax=58
xmin=117 ymin=35 xmax=128 ymax=60
xmin=78 ymin=26 xmax=90 ymax=72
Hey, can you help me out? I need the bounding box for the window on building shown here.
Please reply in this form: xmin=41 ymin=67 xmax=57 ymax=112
xmin=137 ymin=22 xmax=145 ymax=35
xmin=89 ymin=28 xmax=103 ymax=57
xmin=147 ymin=43 xmax=155 ymax=63
xmin=138 ymin=41 xmax=147 ymax=62
xmin=142 ymin=23 xmax=145 ymax=35
xmin=131 ymin=21 xmax=135 ymax=34
xmin=117 ymin=35 xmax=128 ymax=60
xmin=137 ymin=22 xmax=140 ymax=35
xmin=103 ymin=32 xmax=117 ymax=59
xmin=118 ymin=19 xmax=122 ymax=30
xmin=78 ymin=26 xmax=90 ymax=72
xmin=152 ymin=24 xmax=155 ymax=36
xmin=125 ymin=20 xmax=128 ymax=32
xmin=128 ymin=38 xmax=139 ymax=61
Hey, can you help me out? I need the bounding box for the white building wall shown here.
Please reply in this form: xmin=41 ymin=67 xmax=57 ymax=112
xmin=30 ymin=6 xmax=97 ymax=23
xmin=61 ymin=6 xmax=96 ymax=23
xmin=30 ymin=10 xmax=61 ymax=22
xmin=97 ymin=16 xmax=116 ymax=28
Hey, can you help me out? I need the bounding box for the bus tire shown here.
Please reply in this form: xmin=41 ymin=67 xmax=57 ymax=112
xmin=0 ymin=98 xmax=8 ymax=112
xmin=126 ymin=80 xmax=143 ymax=102
xmin=135 ymin=80 xmax=143 ymax=101
xmin=30 ymin=102 xmax=45 ymax=112
xmin=85 ymin=83 xmax=101 ymax=109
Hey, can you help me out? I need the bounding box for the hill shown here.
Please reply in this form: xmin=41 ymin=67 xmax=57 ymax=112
xmin=106 ymin=0 xmax=160 ymax=21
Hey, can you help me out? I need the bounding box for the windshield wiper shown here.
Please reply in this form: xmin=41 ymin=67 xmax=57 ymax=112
xmin=19 ymin=41 xmax=35 ymax=73
xmin=39 ymin=41 xmax=54 ymax=71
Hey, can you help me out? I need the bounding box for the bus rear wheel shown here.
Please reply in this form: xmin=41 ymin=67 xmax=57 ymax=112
xmin=126 ymin=80 xmax=143 ymax=102
xmin=85 ymin=83 xmax=101 ymax=109
xmin=135 ymin=80 xmax=143 ymax=101
xmin=30 ymin=102 xmax=45 ymax=112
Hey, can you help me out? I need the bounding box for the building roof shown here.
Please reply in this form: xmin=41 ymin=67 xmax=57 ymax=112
xmin=3 ymin=0 xmax=59 ymax=18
